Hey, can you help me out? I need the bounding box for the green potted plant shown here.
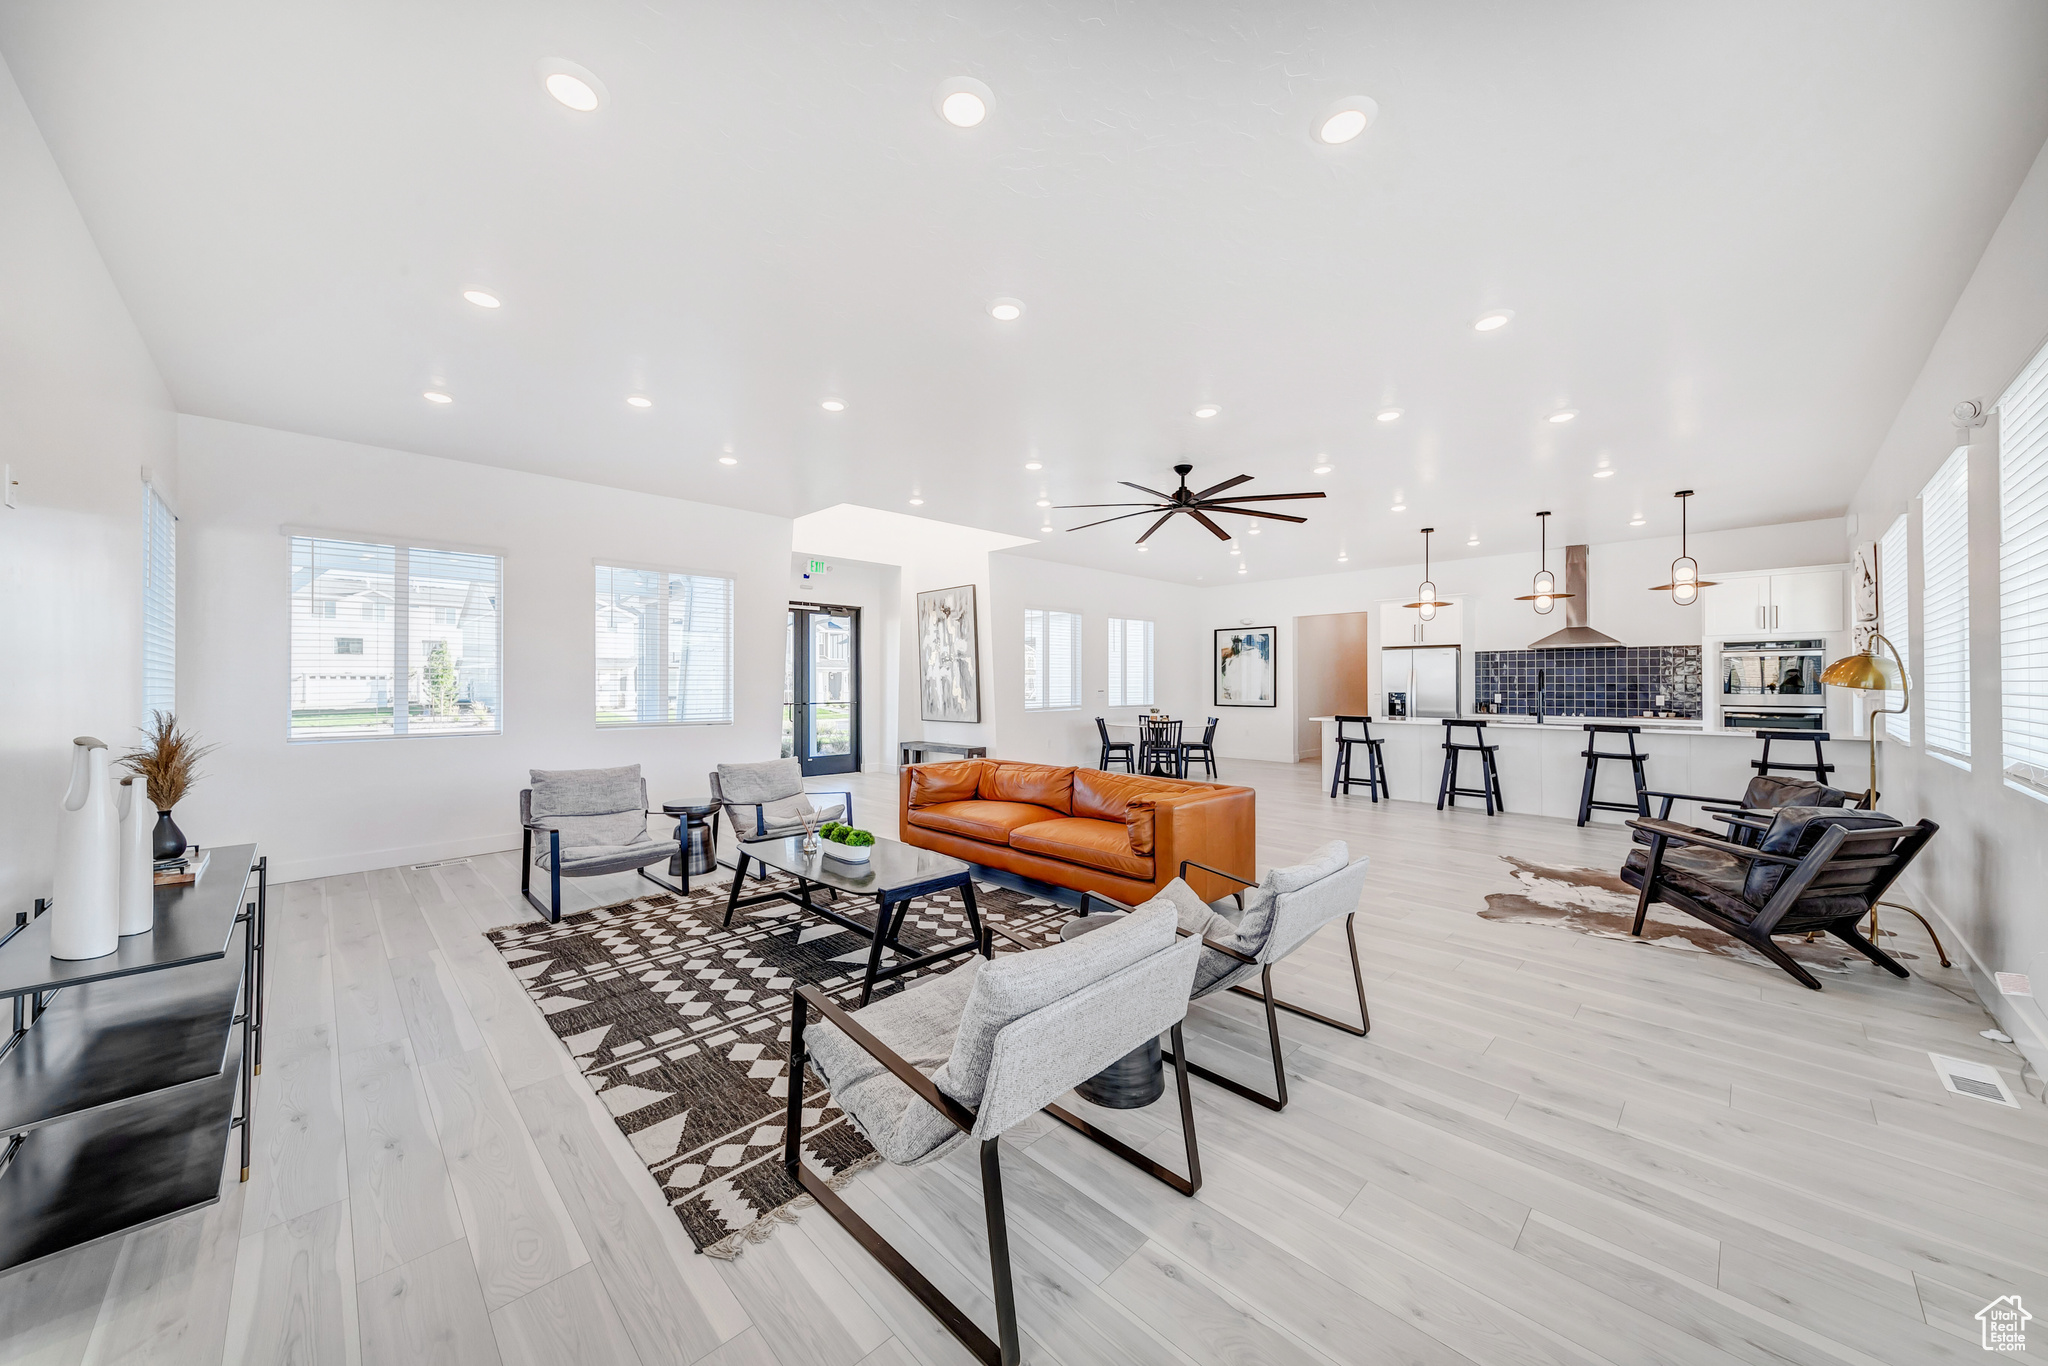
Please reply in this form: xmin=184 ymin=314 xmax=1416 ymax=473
xmin=818 ymin=821 xmax=877 ymax=864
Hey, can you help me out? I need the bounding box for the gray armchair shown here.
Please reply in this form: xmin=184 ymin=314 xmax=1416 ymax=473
xmin=1075 ymin=839 xmax=1371 ymax=1111
xmin=710 ymin=758 xmax=851 ymax=919
xmin=519 ymin=765 xmax=684 ymax=923
xmin=788 ymin=902 xmax=1202 ymax=1366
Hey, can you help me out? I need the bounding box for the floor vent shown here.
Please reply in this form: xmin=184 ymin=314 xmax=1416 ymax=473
xmin=411 ymin=857 xmax=473 ymax=871
xmin=1929 ymin=1052 xmax=2020 ymax=1107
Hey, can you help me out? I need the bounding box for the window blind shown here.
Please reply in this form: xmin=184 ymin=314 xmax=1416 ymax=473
xmin=143 ymin=484 xmax=176 ymax=722
xmin=1023 ymin=608 xmax=1083 ymax=711
xmin=2000 ymin=339 xmax=2048 ymax=797
xmin=1878 ymin=513 xmax=1909 ymax=743
xmin=1919 ymin=446 xmax=1971 ymax=763
xmin=1107 ymin=618 xmax=1155 ymax=707
xmin=289 ymin=535 xmax=503 ymax=740
xmin=595 ymin=565 xmax=733 ymax=726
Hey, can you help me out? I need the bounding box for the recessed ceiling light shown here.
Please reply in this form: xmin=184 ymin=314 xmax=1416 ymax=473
xmin=1391 ymin=503 xmax=1406 ymax=512
xmin=1237 ymin=565 xmax=1248 ymax=574
xmin=626 ymin=395 xmax=652 ymax=408
xmin=988 ymin=298 xmax=1024 ymax=322
xmin=1314 ymin=463 xmax=1333 ymax=475
xmin=820 ymin=398 xmax=845 ymax=412
xmin=462 ymin=290 xmax=500 ymax=309
xmin=1548 ymin=409 xmax=1579 ymax=424
xmin=1338 ymin=553 xmax=1349 ymax=563
xmin=1630 ymin=517 xmax=1646 ymax=526
xmin=423 ymin=391 xmax=452 ymax=404
xmin=1474 ymin=310 xmax=1514 ymax=332
xmin=1229 ymin=548 xmax=1241 ymax=556
xmin=909 ymin=497 xmax=924 ymax=506
xmin=1193 ymin=405 xmax=1220 ymax=419
xmin=545 ymin=72 xmax=600 ymax=112
xmin=1467 ymin=537 xmax=1481 ymax=546
xmin=1137 ymin=546 xmax=1148 ymax=553
xmin=1023 ymin=461 xmax=1042 ymax=470
xmin=1248 ymin=525 xmax=1261 ymax=535
xmin=1593 ymin=469 xmax=1615 ymax=478
xmin=1041 ymin=525 xmax=1053 ymax=534
xmin=1376 ymin=408 xmax=1402 ymax=422
xmin=718 ymin=456 xmax=737 ymax=465
xmin=1035 ymin=499 xmax=1050 ymax=507
xmin=1316 ymin=97 xmax=1378 ymax=145
xmin=934 ymin=77 xmax=994 ymax=128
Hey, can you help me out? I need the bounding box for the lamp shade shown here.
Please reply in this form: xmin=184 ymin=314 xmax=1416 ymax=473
xmin=1820 ymin=650 xmax=1901 ymax=691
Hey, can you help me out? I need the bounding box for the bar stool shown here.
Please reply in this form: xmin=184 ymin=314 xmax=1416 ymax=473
xmin=1437 ymin=719 xmax=1505 ymax=815
xmin=1329 ymin=715 xmax=1390 ymax=801
xmin=1577 ymin=724 xmax=1649 ymax=827
xmin=1752 ymin=730 xmax=1834 ymax=784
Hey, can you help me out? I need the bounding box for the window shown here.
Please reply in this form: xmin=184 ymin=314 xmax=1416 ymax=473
xmin=1919 ymin=446 xmax=1971 ymax=764
xmin=595 ymin=565 xmax=733 ymax=726
xmin=1023 ymin=608 xmax=1082 ymax=711
xmin=1107 ymin=617 xmax=1155 ymax=707
xmin=2000 ymin=339 xmax=2048 ymax=798
xmin=142 ymin=483 xmax=175 ymax=722
xmin=1878 ymin=514 xmax=1910 ymax=743
xmin=289 ymin=534 xmax=503 ymax=740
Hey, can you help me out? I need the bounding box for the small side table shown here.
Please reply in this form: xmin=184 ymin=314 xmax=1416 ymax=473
xmin=661 ymin=802 xmax=721 ymax=894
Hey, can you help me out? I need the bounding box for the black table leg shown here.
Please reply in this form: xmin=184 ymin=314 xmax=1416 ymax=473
xmin=960 ymin=879 xmax=987 ymax=958
xmin=860 ymin=898 xmax=895 ymax=1007
xmin=724 ymin=852 xmax=748 ymax=927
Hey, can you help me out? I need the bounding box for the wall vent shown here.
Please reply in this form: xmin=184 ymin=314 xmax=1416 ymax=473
xmin=410 ymin=857 xmax=473 ymax=871
xmin=1929 ymin=1052 xmax=2020 ymax=1107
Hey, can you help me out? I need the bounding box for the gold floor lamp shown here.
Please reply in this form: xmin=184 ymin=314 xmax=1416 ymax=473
xmin=1819 ymin=634 xmax=1951 ymax=967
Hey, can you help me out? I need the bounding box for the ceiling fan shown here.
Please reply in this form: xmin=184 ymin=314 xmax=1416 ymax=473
xmin=1056 ymin=463 xmax=1327 ymax=543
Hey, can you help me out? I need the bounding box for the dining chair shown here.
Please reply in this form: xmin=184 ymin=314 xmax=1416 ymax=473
xmin=1095 ymin=716 xmax=1136 ymax=771
xmin=1178 ymin=717 xmax=1220 ymax=779
xmin=1140 ymin=717 xmax=1182 ymax=776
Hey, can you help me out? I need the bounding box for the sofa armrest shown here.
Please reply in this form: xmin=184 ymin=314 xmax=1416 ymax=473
xmin=1151 ymin=786 xmax=1256 ymax=902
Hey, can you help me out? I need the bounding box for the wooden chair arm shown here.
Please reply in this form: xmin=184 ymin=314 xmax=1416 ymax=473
xmin=792 ymin=985 xmax=977 ymax=1136
xmin=1626 ymin=819 xmax=1802 ymax=865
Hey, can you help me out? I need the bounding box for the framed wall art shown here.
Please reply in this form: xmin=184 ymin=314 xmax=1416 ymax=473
xmin=917 ymin=584 xmax=981 ymax=723
xmin=1215 ymin=626 xmax=1276 ymax=707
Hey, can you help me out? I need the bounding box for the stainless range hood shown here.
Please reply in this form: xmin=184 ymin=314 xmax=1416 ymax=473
xmin=1529 ymin=544 xmax=1623 ymax=649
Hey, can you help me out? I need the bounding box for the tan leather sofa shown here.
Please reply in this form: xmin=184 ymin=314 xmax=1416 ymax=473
xmin=898 ymin=759 xmax=1256 ymax=904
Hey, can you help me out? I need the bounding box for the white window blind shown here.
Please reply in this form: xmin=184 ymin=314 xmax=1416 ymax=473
xmin=1919 ymin=446 xmax=1971 ymax=763
xmin=1878 ymin=514 xmax=1909 ymax=743
xmin=595 ymin=565 xmax=733 ymax=726
xmin=1107 ymin=618 xmax=1155 ymax=707
xmin=1023 ymin=609 xmax=1082 ymax=711
xmin=143 ymin=484 xmax=176 ymax=722
xmin=2000 ymin=339 xmax=2048 ymax=797
xmin=289 ymin=535 xmax=503 ymax=741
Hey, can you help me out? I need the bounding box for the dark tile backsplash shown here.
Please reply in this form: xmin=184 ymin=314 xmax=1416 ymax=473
xmin=1474 ymin=645 xmax=1702 ymax=720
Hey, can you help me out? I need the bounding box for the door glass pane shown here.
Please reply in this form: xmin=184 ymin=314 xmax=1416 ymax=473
xmin=781 ymin=610 xmax=796 ymax=758
xmin=808 ymin=614 xmax=853 ymax=756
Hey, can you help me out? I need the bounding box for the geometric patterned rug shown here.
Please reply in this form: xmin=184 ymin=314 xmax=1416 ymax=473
xmin=484 ymin=871 xmax=1071 ymax=1257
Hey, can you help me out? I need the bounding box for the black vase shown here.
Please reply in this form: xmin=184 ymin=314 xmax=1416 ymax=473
xmin=152 ymin=808 xmax=187 ymax=861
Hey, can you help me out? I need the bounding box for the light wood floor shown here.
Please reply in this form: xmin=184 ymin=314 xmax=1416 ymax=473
xmin=4 ymin=759 xmax=2042 ymax=1366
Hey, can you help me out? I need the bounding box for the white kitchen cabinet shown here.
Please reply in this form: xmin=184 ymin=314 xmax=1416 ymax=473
xmin=1701 ymin=569 xmax=1844 ymax=637
xmin=1378 ymin=598 xmax=1463 ymax=645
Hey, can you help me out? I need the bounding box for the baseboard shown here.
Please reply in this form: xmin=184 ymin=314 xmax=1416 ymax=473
xmin=1898 ymin=874 xmax=2048 ymax=1081
xmin=267 ymin=834 xmax=521 ymax=884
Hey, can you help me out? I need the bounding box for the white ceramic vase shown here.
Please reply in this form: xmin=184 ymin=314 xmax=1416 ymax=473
xmin=117 ymin=776 xmax=155 ymax=936
xmin=51 ymin=736 xmax=120 ymax=960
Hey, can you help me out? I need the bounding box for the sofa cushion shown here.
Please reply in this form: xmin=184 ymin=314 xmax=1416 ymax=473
xmin=1743 ymin=807 xmax=1900 ymax=904
xmin=978 ymin=762 xmax=1074 ymax=815
xmin=1740 ymin=774 xmax=1850 ymax=812
xmin=1073 ymin=768 xmax=1216 ymax=822
xmin=908 ymin=800 xmax=1059 ymax=843
xmin=1620 ymin=843 xmax=1745 ymax=889
xmin=1008 ymin=817 xmax=1154 ymax=879
xmin=909 ymin=760 xmax=983 ymax=808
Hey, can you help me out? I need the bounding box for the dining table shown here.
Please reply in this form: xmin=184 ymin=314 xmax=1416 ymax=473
xmin=1102 ymin=718 xmax=1186 ymax=776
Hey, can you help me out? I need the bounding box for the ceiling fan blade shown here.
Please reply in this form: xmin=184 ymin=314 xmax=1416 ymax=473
xmin=1053 ymin=502 xmax=1165 ymax=510
xmin=1202 ymin=506 xmax=1309 ymax=523
xmin=1192 ymin=473 xmax=1253 ymax=500
xmin=1201 ymin=491 xmax=1329 ymax=504
xmin=1064 ymin=509 xmax=1168 ymax=532
xmin=1188 ymin=509 xmax=1233 ymax=541
xmin=1135 ymin=510 xmax=1180 ymax=544
xmin=1118 ymin=481 xmax=1177 ymax=500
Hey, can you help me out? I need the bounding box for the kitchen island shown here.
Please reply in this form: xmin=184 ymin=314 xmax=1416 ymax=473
xmin=1313 ymin=716 xmax=1873 ymax=825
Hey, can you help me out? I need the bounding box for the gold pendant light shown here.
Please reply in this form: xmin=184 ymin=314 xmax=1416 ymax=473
xmin=1404 ymin=527 xmax=1452 ymax=620
xmin=1648 ymin=489 xmax=1718 ymax=605
xmin=1512 ymin=511 xmax=1575 ymax=614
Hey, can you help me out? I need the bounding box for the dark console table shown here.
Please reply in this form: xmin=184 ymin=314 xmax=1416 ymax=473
xmin=0 ymin=845 xmax=265 ymax=1275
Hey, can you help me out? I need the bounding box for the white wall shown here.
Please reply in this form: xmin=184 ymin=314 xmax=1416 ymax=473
xmin=176 ymin=416 xmax=791 ymax=881
xmin=1195 ymin=519 xmax=1847 ymax=762
xmin=1841 ymin=133 xmax=2048 ymax=1065
xmin=0 ymin=53 xmax=177 ymax=912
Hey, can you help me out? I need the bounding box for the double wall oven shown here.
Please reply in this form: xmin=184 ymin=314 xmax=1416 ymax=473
xmin=1717 ymin=638 xmax=1827 ymax=730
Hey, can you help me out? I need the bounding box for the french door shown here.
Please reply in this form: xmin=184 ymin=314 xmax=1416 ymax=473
xmin=784 ymin=603 xmax=861 ymax=776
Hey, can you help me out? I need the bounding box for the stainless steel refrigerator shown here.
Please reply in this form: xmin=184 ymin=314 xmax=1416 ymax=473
xmin=1385 ymin=645 xmax=1461 ymax=718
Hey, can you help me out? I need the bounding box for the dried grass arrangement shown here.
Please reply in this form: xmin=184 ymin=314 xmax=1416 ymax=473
xmin=122 ymin=711 xmax=218 ymax=810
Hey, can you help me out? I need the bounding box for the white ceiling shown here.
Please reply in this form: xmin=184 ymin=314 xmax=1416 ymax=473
xmin=5 ymin=1 xmax=2046 ymax=583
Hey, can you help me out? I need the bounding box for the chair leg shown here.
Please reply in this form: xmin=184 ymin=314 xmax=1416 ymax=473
xmin=1630 ymin=878 xmax=1655 ymax=936
xmin=1330 ymin=743 xmax=1344 ymax=798
xmin=980 ymin=1140 xmax=1023 ymax=1366
xmin=1044 ymin=1021 xmax=1203 ymax=1195
xmin=1747 ymin=933 xmax=1827 ymax=991
xmin=1577 ymin=754 xmax=1597 ymax=827
xmin=1227 ymin=914 xmax=1370 ymax=1036
xmin=1166 ymin=967 xmax=1289 ymax=1111
xmin=1437 ymin=749 xmax=1455 ymax=810
xmin=1486 ymin=751 xmax=1504 ymax=815
xmin=636 ymin=866 xmax=689 ymax=898
xmin=1829 ymin=922 xmax=1913 ymax=979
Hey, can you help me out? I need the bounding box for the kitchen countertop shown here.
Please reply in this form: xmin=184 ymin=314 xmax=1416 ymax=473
xmin=1311 ymin=714 xmax=1714 ymax=734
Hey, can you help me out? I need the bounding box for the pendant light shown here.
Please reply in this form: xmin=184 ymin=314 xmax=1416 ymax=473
xmin=1649 ymin=489 xmax=1717 ymax=605
xmin=1512 ymin=511 xmax=1575 ymax=615
xmin=1404 ymin=527 xmax=1452 ymax=620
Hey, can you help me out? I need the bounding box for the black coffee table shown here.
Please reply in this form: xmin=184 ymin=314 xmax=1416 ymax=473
xmin=724 ymin=836 xmax=984 ymax=1005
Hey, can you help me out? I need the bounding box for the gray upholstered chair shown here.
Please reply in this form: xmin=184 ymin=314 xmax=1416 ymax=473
xmin=519 ymin=765 xmax=684 ymax=923
xmin=788 ymin=902 xmax=1202 ymax=1366
xmin=710 ymin=758 xmax=852 ymax=919
xmin=1076 ymin=839 xmax=1371 ymax=1111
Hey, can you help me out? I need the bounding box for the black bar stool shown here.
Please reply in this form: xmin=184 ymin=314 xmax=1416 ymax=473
xmin=1752 ymin=730 xmax=1833 ymax=783
xmin=1329 ymin=715 xmax=1389 ymax=801
xmin=1437 ymin=719 xmax=1505 ymax=815
xmin=1577 ymin=724 xmax=1649 ymax=827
